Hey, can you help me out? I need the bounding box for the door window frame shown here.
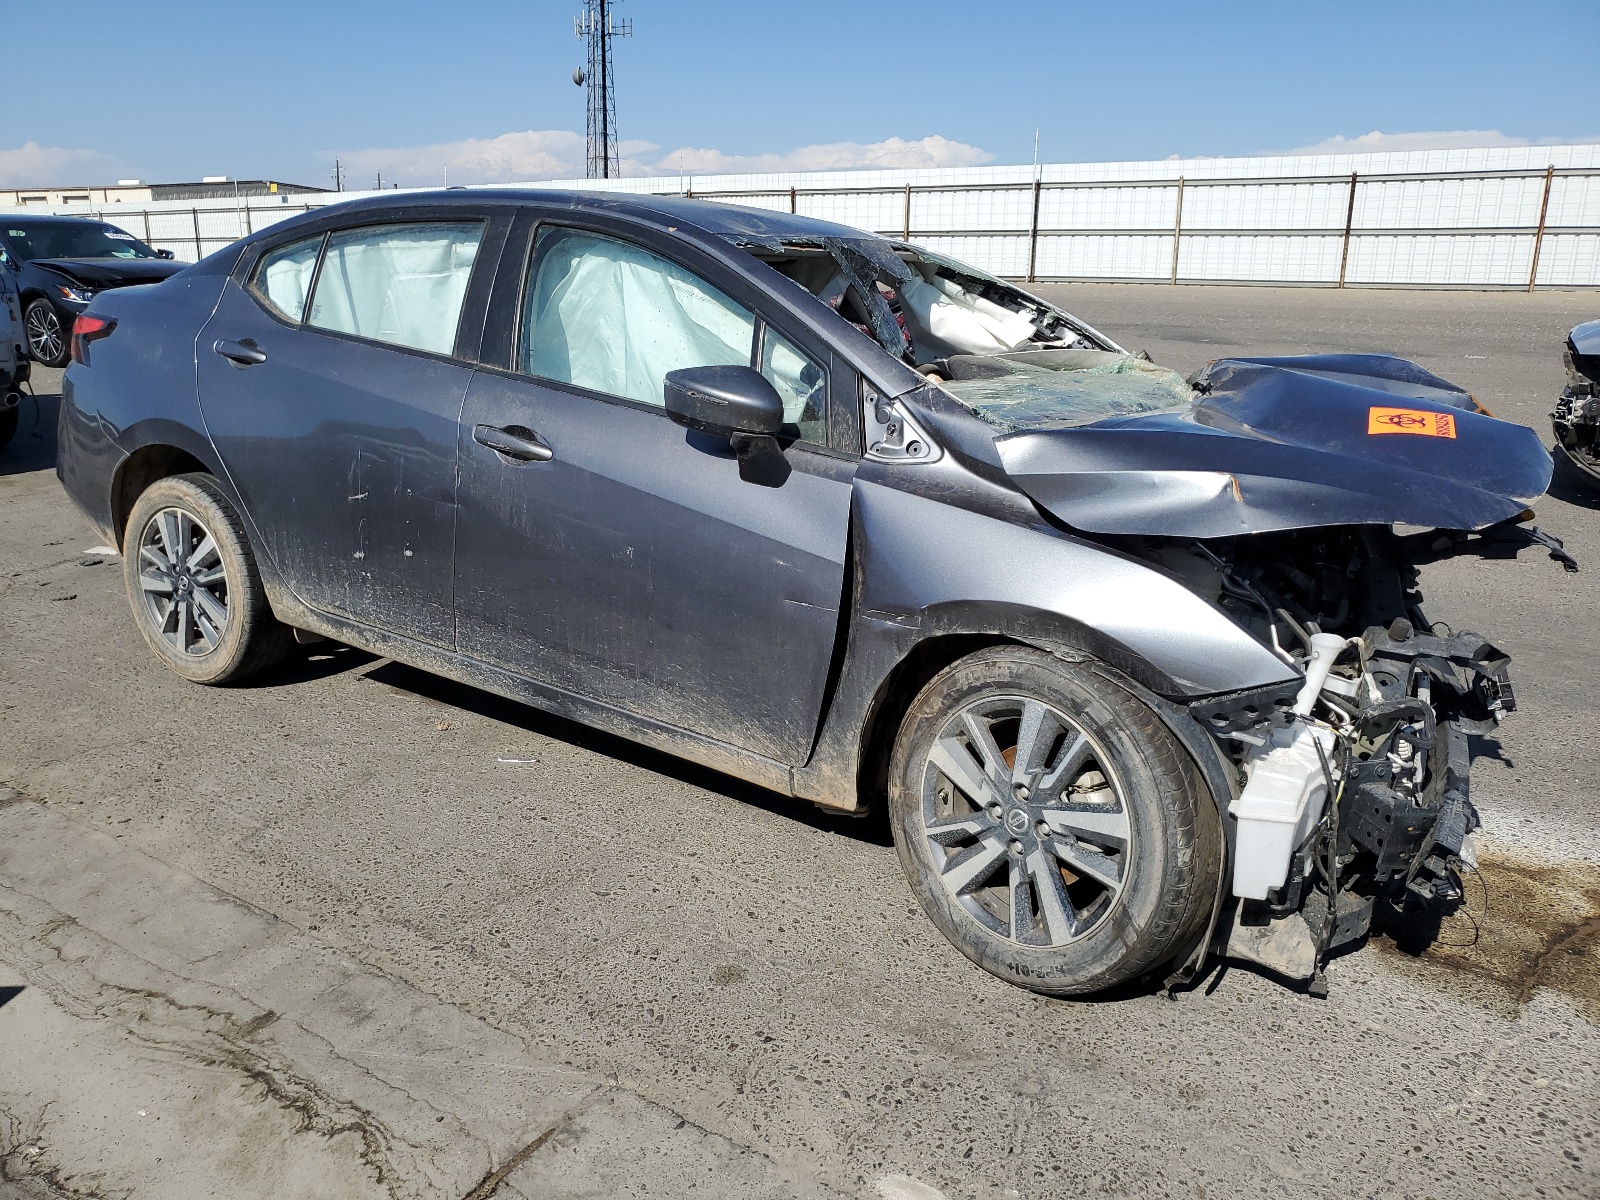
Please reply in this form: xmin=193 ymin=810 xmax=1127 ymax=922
xmin=481 ymin=211 xmax=861 ymax=457
xmin=232 ymin=206 xmax=512 ymax=365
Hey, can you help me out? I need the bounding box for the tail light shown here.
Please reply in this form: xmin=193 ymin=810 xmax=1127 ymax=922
xmin=70 ymin=314 xmax=116 ymax=366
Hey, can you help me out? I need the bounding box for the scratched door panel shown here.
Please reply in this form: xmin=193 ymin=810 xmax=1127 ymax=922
xmin=455 ymin=370 xmax=854 ymax=764
xmin=197 ymin=278 xmax=470 ymax=646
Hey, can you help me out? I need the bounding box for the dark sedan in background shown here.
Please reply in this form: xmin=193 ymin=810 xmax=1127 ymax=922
xmin=55 ymin=190 xmax=1557 ymax=998
xmin=0 ymin=214 xmax=180 ymax=366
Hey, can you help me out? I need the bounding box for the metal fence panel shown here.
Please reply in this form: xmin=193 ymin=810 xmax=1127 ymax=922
xmin=6 ymin=144 xmax=1599 ymax=287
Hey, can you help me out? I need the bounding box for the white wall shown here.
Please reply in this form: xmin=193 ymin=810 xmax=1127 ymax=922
xmin=6 ymin=144 xmax=1597 ymax=287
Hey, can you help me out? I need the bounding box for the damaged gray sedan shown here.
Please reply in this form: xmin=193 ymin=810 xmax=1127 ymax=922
xmin=58 ymin=191 xmax=1562 ymax=995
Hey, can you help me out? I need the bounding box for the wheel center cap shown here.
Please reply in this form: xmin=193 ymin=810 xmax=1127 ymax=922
xmin=1004 ymin=808 xmax=1030 ymax=836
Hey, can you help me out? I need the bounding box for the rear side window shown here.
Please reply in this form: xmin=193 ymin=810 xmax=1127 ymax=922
xmin=251 ymin=235 xmax=322 ymax=323
xmin=308 ymin=222 xmax=484 ymax=355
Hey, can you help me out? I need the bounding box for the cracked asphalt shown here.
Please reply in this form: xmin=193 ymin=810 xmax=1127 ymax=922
xmin=2 ymin=284 xmax=1599 ymax=1199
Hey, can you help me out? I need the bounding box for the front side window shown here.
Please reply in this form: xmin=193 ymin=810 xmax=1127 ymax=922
xmin=308 ymin=221 xmax=483 ymax=355
xmin=520 ymin=228 xmax=755 ymax=409
xmin=250 ymin=235 xmax=322 ymax=323
xmin=520 ymin=227 xmax=829 ymax=442
xmin=759 ymin=324 xmax=827 ymax=443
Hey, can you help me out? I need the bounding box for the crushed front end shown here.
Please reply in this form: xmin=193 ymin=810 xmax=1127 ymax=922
xmin=1155 ymin=527 xmax=1533 ymax=987
xmin=1553 ymin=319 xmax=1600 ymax=485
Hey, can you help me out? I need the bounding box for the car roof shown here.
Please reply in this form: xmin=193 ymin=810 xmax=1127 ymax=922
xmin=1 ymin=213 xmax=118 ymax=227
xmin=311 ymin=188 xmax=887 ymax=246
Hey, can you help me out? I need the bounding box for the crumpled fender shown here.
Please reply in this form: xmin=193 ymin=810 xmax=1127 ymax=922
xmin=995 ymin=354 xmax=1552 ymax=538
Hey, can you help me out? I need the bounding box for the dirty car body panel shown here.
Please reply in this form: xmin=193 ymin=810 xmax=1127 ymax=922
xmin=1553 ymin=318 xmax=1600 ymax=485
xmin=56 ymin=189 xmax=1561 ymax=994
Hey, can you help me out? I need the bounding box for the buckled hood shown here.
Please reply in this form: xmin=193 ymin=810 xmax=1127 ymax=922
xmin=31 ymin=257 xmax=185 ymax=289
xmin=984 ymin=354 xmax=1552 ymax=538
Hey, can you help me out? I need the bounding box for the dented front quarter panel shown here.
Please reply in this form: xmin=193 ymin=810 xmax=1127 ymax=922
xmin=792 ymin=440 xmax=1297 ymax=810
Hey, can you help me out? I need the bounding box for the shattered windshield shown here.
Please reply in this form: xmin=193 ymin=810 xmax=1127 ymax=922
xmin=937 ymin=350 xmax=1194 ymax=430
xmin=733 ymin=231 xmax=1190 ymax=431
xmin=737 ymin=235 xmax=1114 ymax=366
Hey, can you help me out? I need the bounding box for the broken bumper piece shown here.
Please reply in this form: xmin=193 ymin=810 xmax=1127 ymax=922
xmin=1200 ymin=620 xmax=1514 ymax=984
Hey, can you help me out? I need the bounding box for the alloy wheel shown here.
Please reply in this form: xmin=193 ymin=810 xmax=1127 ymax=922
xmin=25 ymin=304 xmax=64 ymax=363
xmin=918 ymin=695 xmax=1133 ymax=947
xmin=136 ymin=507 xmax=231 ymax=656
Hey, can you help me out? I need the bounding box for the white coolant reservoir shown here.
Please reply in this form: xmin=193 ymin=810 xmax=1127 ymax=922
xmin=1230 ymin=634 xmax=1350 ymax=900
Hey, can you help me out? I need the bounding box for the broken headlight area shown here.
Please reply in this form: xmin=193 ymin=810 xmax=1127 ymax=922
xmin=1144 ymin=527 xmax=1525 ymax=987
xmin=1552 ymin=326 xmax=1600 ymax=485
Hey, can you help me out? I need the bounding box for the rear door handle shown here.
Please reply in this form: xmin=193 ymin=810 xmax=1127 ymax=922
xmin=213 ymin=338 xmax=267 ymax=366
xmin=473 ymin=423 xmax=553 ymax=463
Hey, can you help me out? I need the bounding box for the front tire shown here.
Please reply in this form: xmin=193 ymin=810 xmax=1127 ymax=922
xmin=122 ymin=473 xmax=292 ymax=684
xmin=24 ymin=299 xmax=69 ymax=368
xmin=888 ymin=645 xmax=1219 ymax=996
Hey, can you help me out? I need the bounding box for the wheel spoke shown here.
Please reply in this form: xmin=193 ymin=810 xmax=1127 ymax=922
xmin=1011 ymin=700 xmax=1060 ymax=786
xmin=1027 ymin=847 xmax=1080 ymax=943
xmin=191 ymin=584 xmax=229 ymax=630
xmin=176 ymin=599 xmax=192 ymax=653
xmin=1007 ymin=855 xmax=1034 ymax=942
xmin=140 ymin=544 xmax=173 ymax=572
xmin=1042 ymin=804 xmax=1131 ymax=850
xmin=156 ymin=512 xmax=182 ymax=563
xmin=960 ymin=711 xmax=1011 ymax=790
xmin=928 ymin=737 xmax=1004 ymax=810
xmin=187 ymin=532 xmax=219 ymax=571
xmin=138 ymin=573 xmax=175 ymax=594
xmin=1051 ymin=837 xmax=1124 ymax=889
xmin=1036 ymin=733 xmax=1092 ymax=800
xmin=191 ymin=565 xmax=226 ymax=587
xmin=925 ymin=812 xmax=999 ymax=846
xmin=174 ymin=511 xmax=194 ymax=565
xmin=194 ymin=608 xmax=221 ymax=650
xmin=941 ymin=835 xmax=1008 ymax=895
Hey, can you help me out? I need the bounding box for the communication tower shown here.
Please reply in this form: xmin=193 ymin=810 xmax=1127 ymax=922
xmin=573 ymin=0 xmax=631 ymax=178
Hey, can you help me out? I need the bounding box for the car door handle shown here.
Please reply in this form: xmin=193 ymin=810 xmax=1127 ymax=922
xmin=212 ymin=338 xmax=267 ymax=366
xmin=473 ymin=423 xmax=553 ymax=463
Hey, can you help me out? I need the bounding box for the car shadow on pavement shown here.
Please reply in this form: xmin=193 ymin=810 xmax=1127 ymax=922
xmin=358 ymin=658 xmax=896 ymax=847
xmin=1 ymin=386 xmax=59 ymax=477
xmin=255 ymin=642 xmax=381 ymax=686
xmin=1547 ymin=448 xmax=1600 ymax=511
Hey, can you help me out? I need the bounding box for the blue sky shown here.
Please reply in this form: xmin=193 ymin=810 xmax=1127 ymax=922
xmin=7 ymin=0 xmax=1598 ymax=188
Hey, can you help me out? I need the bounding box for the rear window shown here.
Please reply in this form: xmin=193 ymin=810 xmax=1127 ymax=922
xmin=307 ymin=222 xmax=484 ymax=355
xmin=250 ymin=235 xmax=323 ymax=323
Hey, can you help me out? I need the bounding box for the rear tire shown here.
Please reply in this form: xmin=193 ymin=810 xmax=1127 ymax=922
xmin=888 ymin=645 xmax=1219 ymax=996
xmin=122 ymin=473 xmax=292 ymax=684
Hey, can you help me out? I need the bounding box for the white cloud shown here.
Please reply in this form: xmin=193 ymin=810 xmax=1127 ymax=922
xmin=653 ymin=134 xmax=994 ymax=174
xmin=0 ymin=141 xmax=122 ymax=188
xmin=329 ymin=129 xmax=591 ymax=188
xmin=1281 ymin=129 xmax=1600 ymax=155
xmin=327 ymin=130 xmax=994 ymax=187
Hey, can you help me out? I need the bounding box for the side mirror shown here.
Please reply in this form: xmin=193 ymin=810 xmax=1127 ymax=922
xmin=156 ymin=248 xmax=176 ymax=260
xmin=664 ymin=365 xmax=783 ymax=439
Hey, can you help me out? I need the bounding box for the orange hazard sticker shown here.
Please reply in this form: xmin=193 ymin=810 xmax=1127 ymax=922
xmin=1367 ymin=407 xmax=1457 ymax=438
